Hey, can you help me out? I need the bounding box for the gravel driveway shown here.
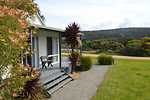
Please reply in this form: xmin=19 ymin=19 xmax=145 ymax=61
xmin=50 ymin=65 xmax=111 ymax=100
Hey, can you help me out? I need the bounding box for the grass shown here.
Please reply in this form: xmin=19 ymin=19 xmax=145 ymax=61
xmin=92 ymin=59 xmax=150 ymax=100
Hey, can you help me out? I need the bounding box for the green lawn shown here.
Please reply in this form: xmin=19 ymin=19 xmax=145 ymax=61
xmin=92 ymin=59 xmax=150 ymax=100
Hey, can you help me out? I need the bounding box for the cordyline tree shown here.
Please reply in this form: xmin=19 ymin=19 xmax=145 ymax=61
xmin=0 ymin=0 xmax=43 ymax=99
xmin=65 ymin=22 xmax=81 ymax=73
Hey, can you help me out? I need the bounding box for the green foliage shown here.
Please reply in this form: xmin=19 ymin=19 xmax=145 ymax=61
xmin=121 ymin=38 xmax=150 ymax=57
xmin=18 ymin=75 xmax=43 ymax=100
xmin=0 ymin=0 xmax=38 ymax=15
xmin=82 ymin=39 xmax=124 ymax=53
xmin=83 ymin=28 xmax=150 ymax=40
xmin=142 ymin=37 xmax=150 ymax=56
xmin=83 ymin=37 xmax=150 ymax=57
xmin=0 ymin=0 xmax=43 ymax=99
xmin=0 ymin=65 xmax=42 ymax=100
xmin=80 ymin=56 xmax=92 ymax=71
xmin=97 ymin=54 xmax=114 ymax=65
xmin=0 ymin=15 xmax=22 ymax=32
xmin=0 ymin=16 xmax=23 ymax=76
xmin=0 ymin=0 xmax=38 ymax=75
xmin=82 ymin=27 xmax=150 ymax=57
xmin=121 ymin=40 xmax=144 ymax=56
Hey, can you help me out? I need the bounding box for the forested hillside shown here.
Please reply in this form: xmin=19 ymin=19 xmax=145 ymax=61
xmin=83 ymin=28 xmax=150 ymax=40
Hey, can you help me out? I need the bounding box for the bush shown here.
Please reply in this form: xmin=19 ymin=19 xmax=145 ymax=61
xmin=79 ymin=56 xmax=92 ymax=71
xmin=121 ymin=40 xmax=145 ymax=56
xmin=142 ymin=37 xmax=150 ymax=57
xmin=97 ymin=54 xmax=114 ymax=65
xmin=0 ymin=65 xmax=43 ymax=100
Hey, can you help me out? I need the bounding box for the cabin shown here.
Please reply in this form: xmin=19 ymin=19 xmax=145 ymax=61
xmin=23 ymin=13 xmax=73 ymax=95
xmin=23 ymin=13 xmax=64 ymax=69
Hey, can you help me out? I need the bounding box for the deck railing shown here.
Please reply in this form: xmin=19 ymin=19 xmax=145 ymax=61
xmin=48 ymin=54 xmax=59 ymax=64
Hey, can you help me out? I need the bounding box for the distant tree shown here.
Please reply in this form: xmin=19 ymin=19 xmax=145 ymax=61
xmin=82 ymin=39 xmax=124 ymax=53
xmin=142 ymin=37 xmax=150 ymax=56
xmin=121 ymin=40 xmax=144 ymax=56
xmin=65 ymin=22 xmax=81 ymax=73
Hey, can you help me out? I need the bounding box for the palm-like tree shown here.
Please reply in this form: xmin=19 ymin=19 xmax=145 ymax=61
xmin=65 ymin=22 xmax=81 ymax=73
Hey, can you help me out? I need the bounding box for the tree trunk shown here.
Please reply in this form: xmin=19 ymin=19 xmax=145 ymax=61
xmin=71 ymin=45 xmax=74 ymax=74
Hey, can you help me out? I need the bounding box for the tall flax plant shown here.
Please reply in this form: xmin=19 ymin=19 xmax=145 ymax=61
xmin=65 ymin=23 xmax=81 ymax=73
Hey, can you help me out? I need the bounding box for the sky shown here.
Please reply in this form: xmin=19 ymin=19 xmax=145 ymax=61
xmin=36 ymin=0 xmax=150 ymax=31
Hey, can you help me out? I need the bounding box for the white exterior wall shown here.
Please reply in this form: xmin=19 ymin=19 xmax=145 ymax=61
xmin=33 ymin=30 xmax=60 ymax=68
xmin=34 ymin=37 xmax=39 ymax=67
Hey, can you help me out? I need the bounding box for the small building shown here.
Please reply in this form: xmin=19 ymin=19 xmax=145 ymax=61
xmin=23 ymin=13 xmax=64 ymax=69
xmin=23 ymin=13 xmax=73 ymax=95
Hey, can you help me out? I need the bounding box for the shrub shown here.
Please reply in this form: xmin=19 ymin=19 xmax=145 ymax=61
xmin=0 ymin=0 xmax=41 ymax=99
xmin=121 ymin=40 xmax=145 ymax=56
xmin=0 ymin=65 xmax=43 ymax=100
xmin=142 ymin=37 xmax=150 ymax=56
xmin=97 ymin=54 xmax=114 ymax=65
xmin=80 ymin=56 xmax=92 ymax=71
xmin=18 ymin=68 xmax=44 ymax=100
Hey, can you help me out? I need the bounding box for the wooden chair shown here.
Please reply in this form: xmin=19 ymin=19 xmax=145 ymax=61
xmin=40 ymin=56 xmax=53 ymax=69
xmin=40 ymin=56 xmax=47 ymax=69
xmin=47 ymin=56 xmax=53 ymax=68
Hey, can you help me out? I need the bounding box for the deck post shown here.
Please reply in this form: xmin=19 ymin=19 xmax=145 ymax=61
xmin=59 ymin=32 xmax=62 ymax=69
xmin=30 ymin=30 xmax=33 ymax=67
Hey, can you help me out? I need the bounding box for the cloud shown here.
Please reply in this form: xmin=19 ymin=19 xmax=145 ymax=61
xmin=36 ymin=0 xmax=150 ymax=30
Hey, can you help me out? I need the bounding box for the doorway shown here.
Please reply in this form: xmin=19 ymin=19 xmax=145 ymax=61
xmin=47 ymin=37 xmax=52 ymax=55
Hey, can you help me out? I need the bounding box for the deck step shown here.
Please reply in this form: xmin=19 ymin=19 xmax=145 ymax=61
xmin=41 ymin=70 xmax=73 ymax=95
xmin=44 ymin=74 xmax=70 ymax=90
xmin=47 ymin=77 xmax=73 ymax=94
xmin=42 ymin=72 xmax=65 ymax=85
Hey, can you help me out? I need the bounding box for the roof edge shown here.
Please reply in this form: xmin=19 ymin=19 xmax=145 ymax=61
xmin=31 ymin=24 xmax=65 ymax=32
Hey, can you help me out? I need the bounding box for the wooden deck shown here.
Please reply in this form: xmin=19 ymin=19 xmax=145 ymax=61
xmin=40 ymin=58 xmax=73 ymax=95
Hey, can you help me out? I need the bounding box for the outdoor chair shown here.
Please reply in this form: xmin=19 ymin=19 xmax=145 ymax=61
xmin=47 ymin=56 xmax=53 ymax=68
xmin=40 ymin=56 xmax=53 ymax=69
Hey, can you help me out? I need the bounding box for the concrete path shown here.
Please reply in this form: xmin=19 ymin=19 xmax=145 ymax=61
xmin=50 ymin=65 xmax=111 ymax=100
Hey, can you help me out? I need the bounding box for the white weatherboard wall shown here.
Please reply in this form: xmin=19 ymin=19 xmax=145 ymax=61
xmin=37 ymin=30 xmax=60 ymax=68
xmin=32 ymin=36 xmax=39 ymax=68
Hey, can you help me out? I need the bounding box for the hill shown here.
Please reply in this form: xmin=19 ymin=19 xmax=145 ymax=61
xmin=82 ymin=28 xmax=150 ymax=40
